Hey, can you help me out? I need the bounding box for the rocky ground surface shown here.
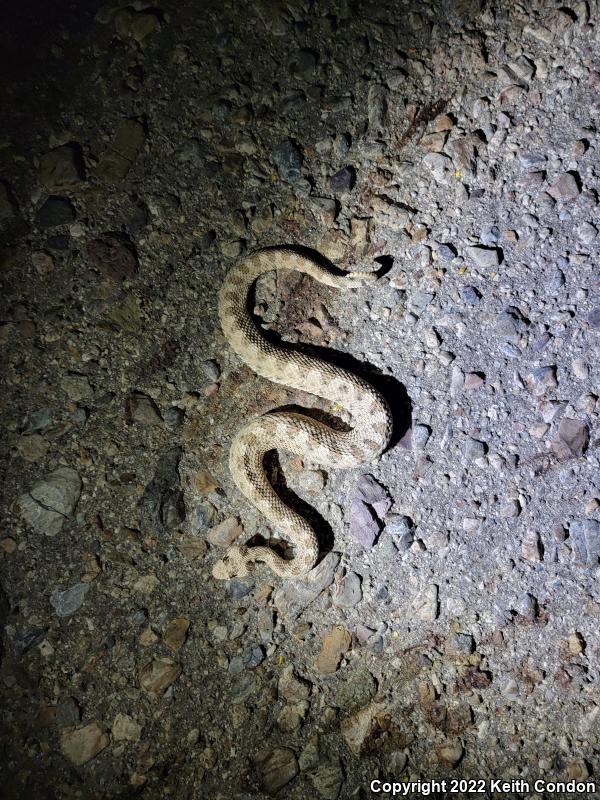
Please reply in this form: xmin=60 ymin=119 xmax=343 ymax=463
xmin=2 ymin=0 xmax=600 ymax=797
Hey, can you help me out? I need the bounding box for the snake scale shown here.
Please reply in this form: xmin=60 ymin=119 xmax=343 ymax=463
xmin=212 ymin=247 xmax=392 ymax=580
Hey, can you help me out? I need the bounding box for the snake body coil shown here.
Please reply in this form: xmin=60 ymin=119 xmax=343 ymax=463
xmin=212 ymin=248 xmax=392 ymax=580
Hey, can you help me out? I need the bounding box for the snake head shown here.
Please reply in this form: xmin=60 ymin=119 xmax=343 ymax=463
xmin=211 ymin=545 xmax=250 ymax=580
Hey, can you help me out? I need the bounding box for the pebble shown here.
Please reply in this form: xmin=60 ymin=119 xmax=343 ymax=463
xmin=17 ymin=433 xmax=49 ymax=462
xmin=330 ymin=666 xmax=378 ymax=711
xmin=329 ymin=166 xmax=356 ymax=193
xmin=518 ymin=151 xmax=547 ymax=169
xmin=548 ymin=172 xmax=580 ymax=200
xmin=289 ymin=47 xmax=318 ymax=77
xmin=450 ymin=366 xmax=464 ymax=395
xmin=162 ymin=617 xmax=190 ymax=650
xmin=383 ymin=515 xmax=414 ymax=551
xmin=139 ymin=657 xmax=182 ymax=696
xmin=331 ymin=569 xmax=362 ymax=608
xmin=19 ymin=467 xmax=81 ymax=537
xmin=495 ymin=307 xmax=528 ymax=343
xmin=526 ymin=366 xmax=558 ymax=396
xmin=552 ymin=418 xmax=589 ymax=458
xmin=572 ymin=358 xmax=589 ymax=380
xmin=18 ymin=493 xmax=64 ymax=537
xmin=340 ymin=702 xmax=386 ymax=756
xmin=436 ymin=243 xmax=457 ymax=262
xmin=87 ymin=234 xmax=138 ymax=281
xmin=464 ymin=372 xmax=484 ymax=390
xmin=466 ymin=245 xmax=501 ymax=269
xmin=354 ymin=474 xmax=392 ymax=517
xmin=521 ymin=531 xmax=542 ymax=562
xmin=0 ymin=181 xmax=19 ymax=225
xmin=569 ymin=519 xmax=600 ymax=565
xmin=112 ymin=713 xmax=142 ymax=742
xmin=138 ymin=448 xmax=185 ymax=534
xmin=423 ymin=152 xmax=451 ymax=182
xmin=61 ymin=373 xmax=93 ymax=402
xmin=411 ymin=584 xmax=439 ymax=620
xmin=409 ymin=291 xmax=435 ymax=313
xmin=206 ymin=517 xmax=242 ymax=547
xmin=253 ymin=747 xmax=299 ymax=795
xmin=461 ymin=286 xmax=481 ymax=305
xmin=230 ymin=672 xmax=258 ymax=704
xmin=39 ymin=144 xmax=85 ymax=191
xmin=498 ymin=499 xmax=521 ymax=518
xmin=278 ymin=666 xmax=311 ymax=703
xmin=587 ymin=308 xmax=600 ymax=330
xmin=446 ymin=632 xmax=475 ymax=656
xmin=228 ymin=577 xmax=256 ymax=600
xmin=412 ymin=423 xmax=431 ymax=450
xmin=309 ymin=759 xmax=345 ymax=799
xmin=436 ymin=741 xmax=463 ymax=767
xmin=463 ymin=437 xmax=487 ymax=462
xmin=349 ymin=499 xmax=381 ymax=549
xmin=50 ymin=582 xmax=90 ymax=616
xmin=21 ymin=408 xmax=53 ymax=433
xmin=316 ymin=626 xmax=351 ymax=673
xmin=298 ymin=735 xmax=320 ymax=772
xmin=36 ymin=196 xmax=75 ymax=227
xmin=125 ymin=392 xmax=163 ymax=425
xmin=272 ymin=139 xmax=303 ymax=182
xmin=277 ymin=702 xmax=308 ymax=732
xmin=60 ymin=722 xmax=109 ymax=766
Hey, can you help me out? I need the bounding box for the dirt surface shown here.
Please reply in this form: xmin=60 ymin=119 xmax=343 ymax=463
xmin=2 ymin=0 xmax=600 ymax=797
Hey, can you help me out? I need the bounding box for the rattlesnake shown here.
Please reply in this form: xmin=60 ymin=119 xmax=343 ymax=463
xmin=212 ymin=247 xmax=392 ymax=580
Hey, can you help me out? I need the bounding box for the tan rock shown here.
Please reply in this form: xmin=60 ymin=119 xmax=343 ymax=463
xmin=206 ymin=517 xmax=243 ymax=548
xmin=60 ymin=721 xmax=109 ymax=766
xmin=126 ymin=393 xmax=162 ymax=426
xmin=521 ymin=530 xmax=542 ymax=562
xmin=194 ymin=469 xmax=220 ymax=494
xmin=162 ymin=617 xmax=190 ymax=650
xmin=340 ymin=702 xmax=387 ymax=756
xmin=139 ymin=626 xmax=159 ymax=646
xmin=277 ymin=702 xmax=309 ymax=732
xmin=278 ymin=665 xmax=311 ymax=703
xmin=253 ymin=746 xmax=299 ymax=795
xmin=17 ymin=433 xmax=49 ymax=462
xmin=139 ymin=657 xmax=182 ymax=696
xmin=81 ymin=553 xmax=101 ymax=582
xmin=432 ymin=113 xmax=454 ymax=132
xmin=418 ymin=132 xmax=447 ymax=152
xmin=316 ymin=626 xmax=351 ymax=674
xmin=411 ymin=584 xmax=439 ymax=621
xmin=133 ymin=574 xmax=160 ymax=594
xmin=1 ymin=537 xmax=17 ymax=554
xmin=566 ymin=759 xmax=590 ymax=780
xmin=177 ymin=536 xmax=207 ymax=560
xmin=567 ymin=632 xmax=585 ymax=656
xmin=436 ymin=741 xmax=463 ymax=767
xmin=112 ymin=713 xmax=142 ymax=742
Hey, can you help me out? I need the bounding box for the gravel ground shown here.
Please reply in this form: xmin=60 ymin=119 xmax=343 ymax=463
xmin=2 ymin=0 xmax=600 ymax=797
